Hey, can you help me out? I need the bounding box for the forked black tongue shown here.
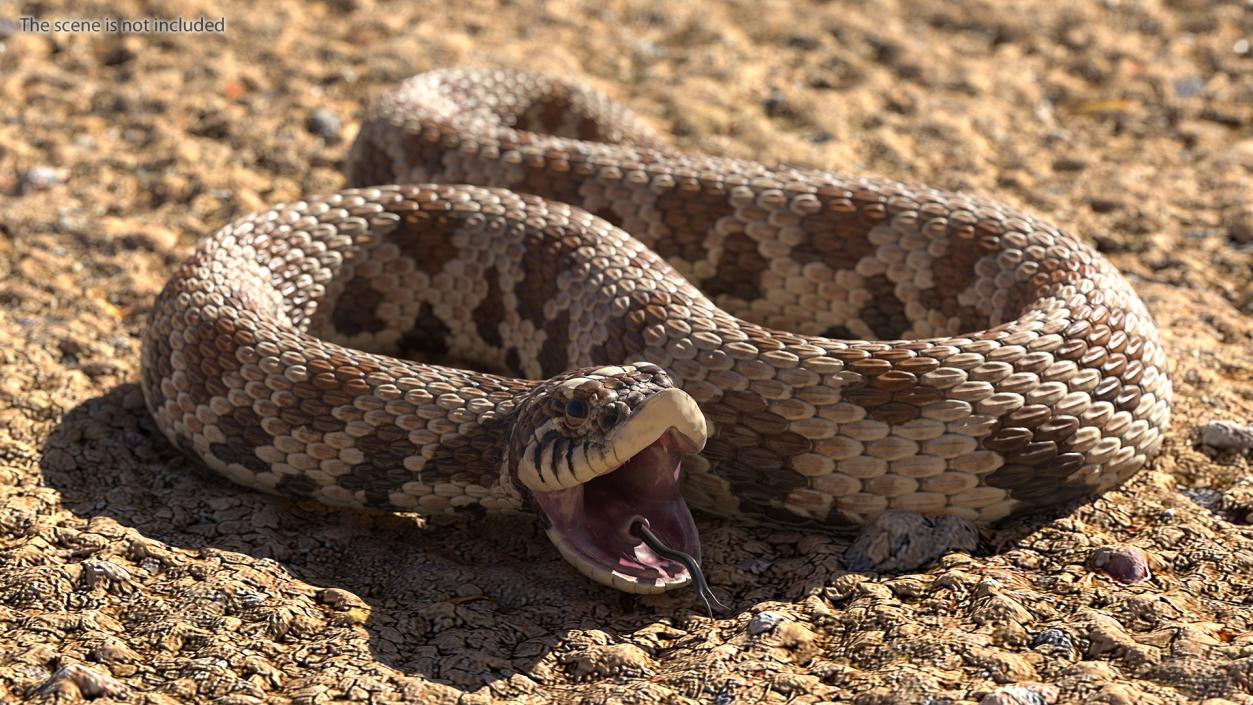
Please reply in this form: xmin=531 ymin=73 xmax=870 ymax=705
xmin=630 ymin=519 xmax=726 ymax=617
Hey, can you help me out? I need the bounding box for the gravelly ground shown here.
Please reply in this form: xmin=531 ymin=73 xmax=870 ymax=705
xmin=1 ymin=0 xmax=1251 ymax=703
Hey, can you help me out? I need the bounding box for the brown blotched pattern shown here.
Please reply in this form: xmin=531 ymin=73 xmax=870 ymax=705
xmin=142 ymin=70 xmax=1172 ymax=530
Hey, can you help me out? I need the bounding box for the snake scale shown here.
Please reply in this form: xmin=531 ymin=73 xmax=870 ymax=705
xmin=141 ymin=69 xmax=1172 ymax=596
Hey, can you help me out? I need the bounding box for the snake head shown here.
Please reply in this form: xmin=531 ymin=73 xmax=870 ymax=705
xmin=506 ymin=362 xmax=709 ymax=594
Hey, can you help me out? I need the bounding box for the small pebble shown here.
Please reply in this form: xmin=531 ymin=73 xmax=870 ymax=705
xmin=979 ymin=683 xmax=1060 ymax=705
xmin=20 ymin=166 xmax=66 ymax=194
xmin=1052 ymin=157 xmax=1087 ymax=172
xmin=1219 ymin=483 xmax=1253 ymax=525
xmin=762 ymin=90 xmax=792 ymax=118
xmin=747 ymin=610 xmax=785 ymax=635
xmin=1180 ymin=487 xmax=1224 ymax=511
xmin=306 ymin=108 xmax=342 ymax=140
xmin=102 ymin=43 xmax=136 ymax=66
xmin=1199 ymin=420 xmax=1253 ymax=452
xmin=1222 ymin=204 xmax=1253 ymax=245
xmin=1087 ymin=546 xmax=1152 ymax=584
xmin=1172 ymin=75 xmax=1205 ymax=99
xmin=80 ymin=559 xmax=133 ymax=590
xmin=631 ymin=40 xmax=667 ymax=60
xmin=787 ymin=34 xmax=822 ymax=50
xmin=1029 ymin=628 xmax=1074 ymax=656
xmin=1088 ymin=196 xmax=1125 ymax=214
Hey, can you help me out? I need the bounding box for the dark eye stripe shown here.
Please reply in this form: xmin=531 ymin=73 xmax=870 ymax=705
xmin=550 ymin=435 xmax=569 ymax=479
xmin=534 ymin=429 xmax=560 ymax=485
xmin=563 ymin=437 xmax=577 ymax=480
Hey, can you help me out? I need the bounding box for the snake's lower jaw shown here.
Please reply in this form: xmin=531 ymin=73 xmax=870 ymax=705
xmin=534 ymin=428 xmax=704 ymax=594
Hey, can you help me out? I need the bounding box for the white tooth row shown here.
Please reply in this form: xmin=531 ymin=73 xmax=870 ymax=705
xmin=547 ymin=528 xmax=690 ymax=595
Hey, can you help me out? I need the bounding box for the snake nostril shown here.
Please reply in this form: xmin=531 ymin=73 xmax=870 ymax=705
xmin=600 ymin=406 xmax=620 ymax=431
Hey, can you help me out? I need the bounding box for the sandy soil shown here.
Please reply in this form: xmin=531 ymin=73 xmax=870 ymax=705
xmin=1 ymin=0 xmax=1251 ymax=703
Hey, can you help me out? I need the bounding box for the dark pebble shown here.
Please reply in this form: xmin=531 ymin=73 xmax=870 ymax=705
xmin=1180 ymin=487 xmax=1223 ymax=511
xmin=763 ymin=90 xmax=793 ymax=118
xmin=1088 ymin=196 xmax=1124 ymax=214
xmin=306 ymin=108 xmax=342 ymax=140
xmin=1051 ymin=157 xmax=1087 ymax=172
xmin=1172 ymin=75 xmax=1205 ymax=99
xmin=103 ymin=44 xmax=136 ymax=66
xmin=1087 ymin=545 xmax=1152 ymax=584
xmin=1029 ymin=627 xmax=1074 ymax=655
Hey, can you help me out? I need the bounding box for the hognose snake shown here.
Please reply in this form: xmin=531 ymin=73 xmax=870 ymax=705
xmin=140 ymin=69 xmax=1172 ymax=600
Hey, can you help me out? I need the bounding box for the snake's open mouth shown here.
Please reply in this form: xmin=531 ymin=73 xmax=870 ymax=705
xmin=534 ymin=429 xmax=702 ymax=593
xmin=529 ymin=388 xmax=708 ymax=594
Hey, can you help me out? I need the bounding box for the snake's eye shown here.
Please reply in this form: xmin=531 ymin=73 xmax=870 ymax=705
xmin=564 ymin=398 xmax=589 ymax=427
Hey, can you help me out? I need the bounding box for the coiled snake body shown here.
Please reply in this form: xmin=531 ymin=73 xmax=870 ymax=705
xmin=141 ymin=69 xmax=1172 ymax=595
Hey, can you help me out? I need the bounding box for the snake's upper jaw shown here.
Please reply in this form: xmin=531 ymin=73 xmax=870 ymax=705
xmin=529 ymin=388 xmax=708 ymax=594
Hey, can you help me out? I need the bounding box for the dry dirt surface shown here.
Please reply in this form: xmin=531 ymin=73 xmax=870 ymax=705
xmin=2 ymin=0 xmax=1252 ymax=703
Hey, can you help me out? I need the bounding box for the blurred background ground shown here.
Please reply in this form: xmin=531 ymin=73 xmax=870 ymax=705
xmin=0 ymin=0 xmax=1250 ymax=703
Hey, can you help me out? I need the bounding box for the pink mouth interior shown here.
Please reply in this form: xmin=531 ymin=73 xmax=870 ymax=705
xmin=531 ymin=430 xmax=701 ymax=583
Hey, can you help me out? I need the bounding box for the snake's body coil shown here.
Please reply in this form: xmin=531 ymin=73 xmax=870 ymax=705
xmin=141 ymin=69 xmax=1171 ymax=592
